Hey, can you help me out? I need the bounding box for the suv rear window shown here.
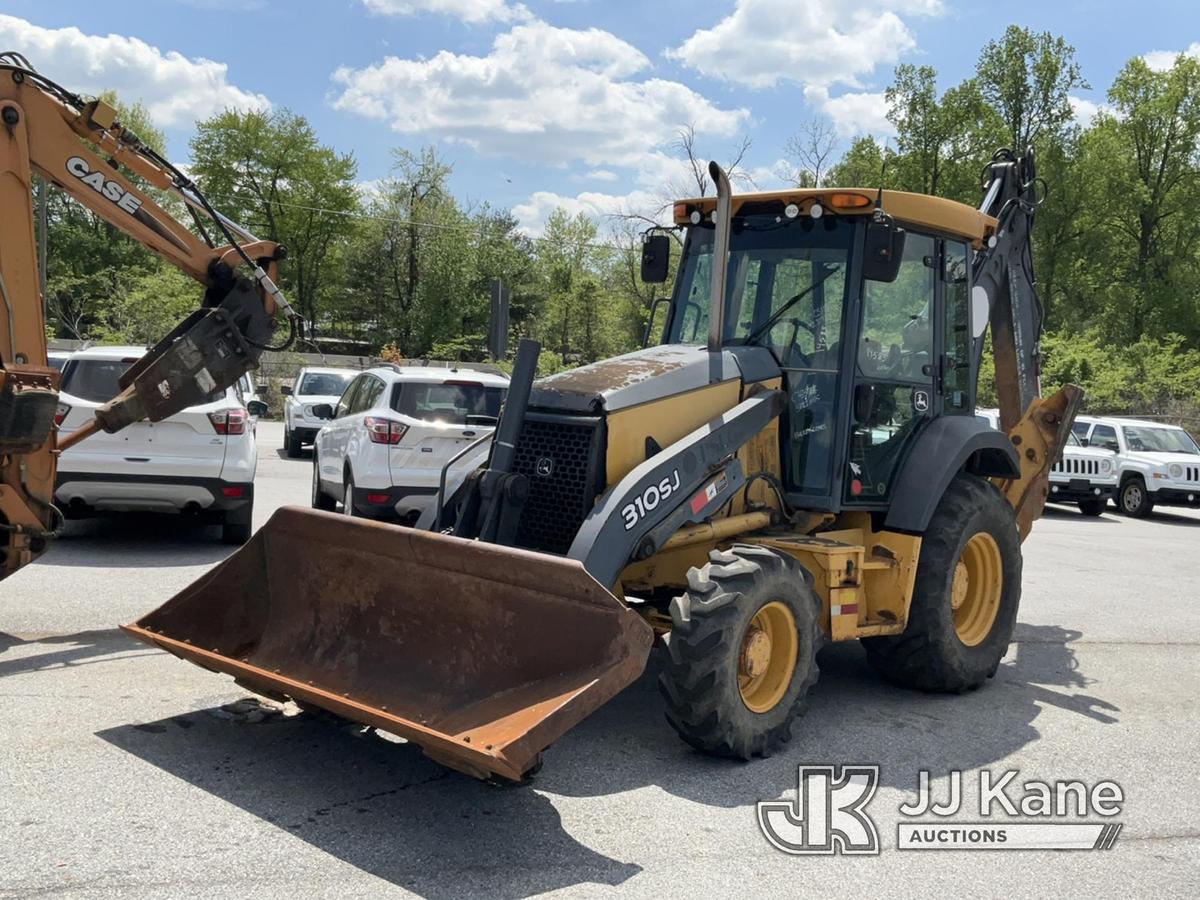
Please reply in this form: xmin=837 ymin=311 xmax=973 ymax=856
xmin=392 ymin=381 xmax=507 ymax=425
xmin=61 ymin=358 xmax=226 ymax=405
xmin=298 ymin=372 xmax=354 ymax=396
xmin=60 ymin=359 xmax=130 ymax=403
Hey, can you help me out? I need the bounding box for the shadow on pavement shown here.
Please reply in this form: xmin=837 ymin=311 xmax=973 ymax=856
xmin=1041 ymin=504 xmax=1119 ymax=523
xmin=95 ymin=620 xmax=1116 ymax=896
xmin=1145 ymin=509 xmax=1200 ymax=528
xmin=33 ymin=515 xmax=233 ymax=569
xmin=273 ymin=448 xmax=314 ymax=461
xmin=0 ymin=628 xmax=154 ymax=677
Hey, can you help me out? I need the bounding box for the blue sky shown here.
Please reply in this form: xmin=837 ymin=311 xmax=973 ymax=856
xmin=1 ymin=1 xmax=1194 ymax=232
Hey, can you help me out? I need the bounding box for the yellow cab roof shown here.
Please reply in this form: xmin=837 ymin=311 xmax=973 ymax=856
xmin=675 ymin=187 xmax=997 ymax=248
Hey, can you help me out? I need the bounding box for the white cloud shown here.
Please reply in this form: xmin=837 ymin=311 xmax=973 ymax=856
xmin=1143 ymin=42 xmax=1200 ymax=72
xmin=667 ymin=0 xmax=943 ymax=90
xmin=331 ymin=20 xmax=747 ymax=168
xmin=805 ymin=86 xmax=894 ymax=138
xmin=360 ymin=0 xmax=529 ymax=24
xmin=512 ymin=187 xmax=663 ymax=236
xmin=0 ymin=15 xmax=269 ymax=128
xmin=584 ymin=169 xmax=619 ymax=182
xmin=1068 ymin=95 xmax=1104 ymax=127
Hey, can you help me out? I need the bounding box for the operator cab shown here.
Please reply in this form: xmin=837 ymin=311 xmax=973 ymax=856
xmin=649 ymin=191 xmax=982 ymax=514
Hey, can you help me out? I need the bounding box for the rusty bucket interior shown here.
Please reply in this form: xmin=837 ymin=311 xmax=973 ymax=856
xmin=123 ymin=506 xmax=654 ymax=780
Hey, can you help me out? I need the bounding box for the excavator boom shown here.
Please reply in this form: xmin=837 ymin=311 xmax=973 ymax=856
xmin=0 ymin=53 xmax=297 ymax=576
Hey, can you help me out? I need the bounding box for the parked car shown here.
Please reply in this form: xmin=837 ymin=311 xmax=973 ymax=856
xmin=282 ymin=366 xmax=357 ymax=458
xmin=54 ymin=345 xmax=267 ymax=544
xmin=977 ymin=408 xmax=1116 ymax=515
xmin=311 ymin=365 xmax=509 ymax=523
xmin=237 ymin=372 xmax=267 ymax=429
xmin=1075 ymin=415 xmax=1200 ymax=517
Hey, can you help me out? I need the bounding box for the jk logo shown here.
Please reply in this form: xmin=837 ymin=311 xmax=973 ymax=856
xmin=757 ymin=765 xmax=880 ymax=855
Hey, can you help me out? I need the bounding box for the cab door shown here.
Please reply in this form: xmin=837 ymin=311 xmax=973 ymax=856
xmin=844 ymin=231 xmax=938 ymax=503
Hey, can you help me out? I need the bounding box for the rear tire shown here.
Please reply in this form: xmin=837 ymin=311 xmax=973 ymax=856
xmin=1078 ymin=497 xmax=1106 ymax=517
xmin=285 ymin=427 xmax=302 ymax=459
xmin=1118 ymin=477 xmax=1153 ymax=518
xmin=342 ymin=473 xmax=359 ymax=517
xmin=311 ymin=459 xmax=336 ymax=511
xmin=659 ymin=545 xmax=821 ymax=759
xmin=863 ymin=474 xmax=1020 ymax=693
xmin=221 ymin=502 xmax=253 ymax=546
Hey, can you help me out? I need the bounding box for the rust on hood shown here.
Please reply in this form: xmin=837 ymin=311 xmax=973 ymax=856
xmin=122 ymin=506 xmax=655 ymax=780
xmin=531 ymin=344 xmax=737 ymax=414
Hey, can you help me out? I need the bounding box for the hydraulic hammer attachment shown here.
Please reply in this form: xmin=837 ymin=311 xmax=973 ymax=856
xmin=122 ymin=507 xmax=655 ymax=781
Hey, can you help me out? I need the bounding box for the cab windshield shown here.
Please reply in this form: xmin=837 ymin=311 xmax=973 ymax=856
xmin=666 ymin=212 xmax=854 ymax=369
xmin=1122 ymin=425 xmax=1200 ymax=454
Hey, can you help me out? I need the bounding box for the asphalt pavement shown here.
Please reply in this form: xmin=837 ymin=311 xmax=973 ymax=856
xmin=1 ymin=422 xmax=1197 ymax=898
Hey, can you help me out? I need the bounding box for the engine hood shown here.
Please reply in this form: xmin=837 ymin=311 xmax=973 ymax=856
xmin=1127 ymin=450 xmax=1200 ymax=466
xmin=529 ymin=344 xmax=779 ymax=414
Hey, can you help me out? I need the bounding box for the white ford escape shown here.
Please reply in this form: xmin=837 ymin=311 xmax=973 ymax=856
xmin=311 ymin=365 xmax=508 ymax=522
xmin=55 ymin=345 xmax=266 ymax=544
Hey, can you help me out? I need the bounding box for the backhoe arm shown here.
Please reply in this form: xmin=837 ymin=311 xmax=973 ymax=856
xmin=0 ymin=53 xmax=298 ymax=576
xmin=972 ymin=148 xmax=1082 ymax=537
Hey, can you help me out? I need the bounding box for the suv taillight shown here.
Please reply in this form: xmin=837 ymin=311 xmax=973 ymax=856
xmin=365 ymin=416 xmax=408 ymax=445
xmin=54 ymin=403 xmax=71 ymax=427
xmin=209 ymin=408 xmax=248 ymax=435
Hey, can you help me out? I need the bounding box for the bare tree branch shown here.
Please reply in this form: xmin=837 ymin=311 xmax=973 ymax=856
xmin=783 ymin=118 xmax=837 ymax=187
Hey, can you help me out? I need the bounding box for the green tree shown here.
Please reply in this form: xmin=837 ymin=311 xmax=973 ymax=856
xmin=189 ymin=109 xmax=359 ymax=329
xmin=977 ymin=26 xmax=1088 ymax=152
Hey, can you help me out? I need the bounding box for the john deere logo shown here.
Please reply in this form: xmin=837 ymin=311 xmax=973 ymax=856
xmin=535 ymin=457 xmax=555 ymax=477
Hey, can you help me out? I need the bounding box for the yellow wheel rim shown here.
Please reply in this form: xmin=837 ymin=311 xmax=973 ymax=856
xmin=951 ymin=532 xmax=1003 ymax=647
xmin=738 ymin=601 xmax=798 ymax=713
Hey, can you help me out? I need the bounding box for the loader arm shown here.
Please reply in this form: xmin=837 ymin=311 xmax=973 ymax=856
xmin=973 ymin=147 xmax=1082 ymax=537
xmin=0 ymin=53 xmax=298 ymax=577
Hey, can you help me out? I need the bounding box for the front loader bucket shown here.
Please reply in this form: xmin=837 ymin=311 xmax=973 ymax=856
xmin=122 ymin=507 xmax=654 ymax=780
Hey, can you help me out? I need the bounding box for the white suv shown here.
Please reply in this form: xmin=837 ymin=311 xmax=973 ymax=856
xmin=282 ymin=366 xmax=358 ymax=457
xmin=311 ymin=365 xmax=508 ymax=522
xmin=1075 ymin=415 xmax=1200 ymax=517
xmin=977 ymin=408 xmax=1116 ymax=515
xmin=55 ymin=345 xmax=266 ymax=544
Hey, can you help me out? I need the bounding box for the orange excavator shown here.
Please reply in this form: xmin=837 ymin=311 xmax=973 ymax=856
xmin=0 ymin=52 xmax=298 ymax=575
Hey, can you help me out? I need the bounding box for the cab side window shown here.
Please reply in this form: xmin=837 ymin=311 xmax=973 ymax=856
xmin=336 ymin=377 xmax=363 ymax=418
xmin=356 ymin=376 xmax=386 ymax=413
xmin=1090 ymin=424 xmax=1119 ymax=452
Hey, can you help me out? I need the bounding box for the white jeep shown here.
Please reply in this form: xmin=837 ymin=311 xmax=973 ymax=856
xmin=1075 ymin=415 xmax=1200 ymax=518
xmin=977 ymin=409 xmax=1116 ymax=516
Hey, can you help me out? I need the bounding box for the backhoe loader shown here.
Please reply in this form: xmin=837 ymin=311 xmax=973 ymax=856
xmin=0 ymin=53 xmax=298 ymax=577
xmin=128 ymin=146 xmax=1080 ymax=780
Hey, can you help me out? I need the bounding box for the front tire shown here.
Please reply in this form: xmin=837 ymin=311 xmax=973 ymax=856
xmin=285 ymin=426 xmax=303 ymax=459
xmin=864 ymin=474 xmax=1021 ymax=693
xmin=659 ymin=545 xmax=821 ymax=759
xmin=1118 ymin=477 xmax=1153 ymax=518
xmin=1078 ymin=497 xmax=1106 ymax=517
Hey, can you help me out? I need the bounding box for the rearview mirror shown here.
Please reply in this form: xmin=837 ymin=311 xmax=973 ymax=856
xmin=863 ymin=217 xmax=906 ymax=283
xmin=640 ymin=233 xmax=671 ymax=283
xmin=1079 ymin=437 xmax=1089 ymax=447
xmin=246 ymin=400 xmax=268 ymax=417
xmin=280 ymin=385 xmax=293 ymax=396
xmin=311 ymin=403 xmax=334 ymax=420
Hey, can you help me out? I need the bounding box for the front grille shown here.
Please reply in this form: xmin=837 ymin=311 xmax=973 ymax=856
xmin=1185 ymin=466 xmax=1199 ymax=483
xmin=512 ymin=414 xmax=605 ymax=554
xmin=1053 ymin=457 xmax=1100 ymax=476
